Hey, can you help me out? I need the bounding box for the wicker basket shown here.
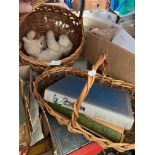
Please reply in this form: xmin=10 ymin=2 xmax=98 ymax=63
xmin=33 ymin=53 xmax=135 ymax=152
xmin=19 ymin=1 xmax=85 ymax=73
xmin=19 ymin=78 xmax=32 ymax=152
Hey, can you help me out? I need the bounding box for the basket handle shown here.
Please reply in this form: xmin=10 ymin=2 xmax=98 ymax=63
xmin=71 ymin=52 xmax=108 ymax=128
xmin=79 ymin=0 xmax=85 ymax=19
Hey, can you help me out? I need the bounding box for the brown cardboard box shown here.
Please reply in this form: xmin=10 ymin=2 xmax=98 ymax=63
xmin=84 ymin=0 xmax=108 ymax=10
xmin=83 ymin=15 xmax=135 ymax=38
xmin=83 ymin=32 xmax=135 ymax=84
xmin=83 ymin=15 xmax=120 ymax=38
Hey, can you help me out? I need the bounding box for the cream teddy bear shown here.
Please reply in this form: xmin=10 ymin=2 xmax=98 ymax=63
xmin=38 ymin=31 xmax=62 ymax=61
xmin=22 ymin=31 xmax=46 ymax=58
xmin=58 ymin=34 xmax=73 ymax=55
xmin=38 ymin=30 xmax=73 ymax=61
xmin=46 ymin=30 xmax=60 ymax=52
xmin=38 ymin=48 xmax=62 ymax=61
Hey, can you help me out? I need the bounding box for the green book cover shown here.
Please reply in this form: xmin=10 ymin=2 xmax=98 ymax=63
xmin=49 ymin=102 xmax=123 ymax=143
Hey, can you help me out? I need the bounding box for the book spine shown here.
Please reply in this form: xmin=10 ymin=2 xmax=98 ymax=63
xmin=48 ymin=102 xmax=122 ymax=143
xmin=44 ymin=90 xmax=134 ymax=130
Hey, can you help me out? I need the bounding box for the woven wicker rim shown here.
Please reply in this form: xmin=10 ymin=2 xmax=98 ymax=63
xmin=33 ymin=53 xmax=135 ymax=152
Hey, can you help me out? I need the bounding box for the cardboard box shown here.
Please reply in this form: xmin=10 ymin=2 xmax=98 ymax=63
xmin=83 ymin=32 xmax=135 ymax=84
xmin=83 ymin=15 xmax=120 ymax=38
xmin=84 ymin=0 xmax=109 ymax=10
xmin=83 ymin=14 xmax=135 ymax=38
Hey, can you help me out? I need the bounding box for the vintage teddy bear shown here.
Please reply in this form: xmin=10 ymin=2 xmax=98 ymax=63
xmin=38 ymin=30 xmax=62 ymax=61
xmin=46 ymin=30 xmax=60 ymax=52
xmin=23 ymin=30 xmax=73 ymax=61
xmin=38 ymin=30 xmax=73 ymax=61
xmin=22 ymin=30 xmax=46 ymax=58
xmin=58 ymin=34 xmax=73 ymax=55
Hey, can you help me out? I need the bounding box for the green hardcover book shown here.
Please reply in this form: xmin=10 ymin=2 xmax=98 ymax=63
xmin=49 ymin=103 xmax=123 ymax=143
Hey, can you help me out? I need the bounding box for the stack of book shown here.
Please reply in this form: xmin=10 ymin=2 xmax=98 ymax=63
xmin=44 ymin=76 xmax=134 ymax=142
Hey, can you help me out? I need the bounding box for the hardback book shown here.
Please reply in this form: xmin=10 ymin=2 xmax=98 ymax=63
xmin=46 ymin=113 xmax=90 ymax=155
xmin=48 ymin=102 xmax=123 ymax=142
xmin=46 ymin=113 xmax=105 ymax=155
xmin=44 ymin=76 xmax=134 ymax=130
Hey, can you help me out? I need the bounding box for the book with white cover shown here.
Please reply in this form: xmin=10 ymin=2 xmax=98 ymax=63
xmin=44 ymin=76 xmax=134 ymax=130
